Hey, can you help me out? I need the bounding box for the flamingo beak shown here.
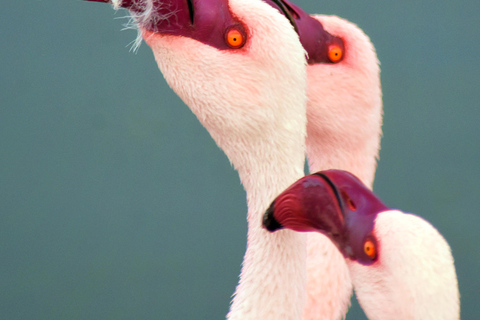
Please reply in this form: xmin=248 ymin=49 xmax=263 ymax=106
xmin=82 ymin=0 xmax=135 ymax=9
xmin=262 ymin=174 xmax=346 ymax=241
xmin=82 ymin=0 xmax=193 ymax=31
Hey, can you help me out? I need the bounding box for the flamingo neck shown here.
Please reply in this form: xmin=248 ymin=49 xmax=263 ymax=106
xmin=304 ymin=58 xmax=382 ymax=189
xmin=304 ymin=53 xmax=382 ymax=189
xmin=305 ymin=15 xmax=383 ymax=189
xmin=226 ymin=139 xmax=307 ymax=320
xmin=306 ymin=134 xmax=380 ymax=189
xmin=141 ymin=0 xmax=309 ymax=315
xmin=199 ymin=84 xmax=309 ymax=320
xmin=301 ymin=15 xmax=383 ymax=320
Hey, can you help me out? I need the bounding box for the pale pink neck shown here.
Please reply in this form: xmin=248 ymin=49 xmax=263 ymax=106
xmin=304 ymin=15 xmax=383 ymax=189
xmin=225 ymin=136 xmax=307 ymax=320
xmin=306 ymin=138 xmax=379 ymax=189
xmin=141 ymin=3 xmax=309 ymax=315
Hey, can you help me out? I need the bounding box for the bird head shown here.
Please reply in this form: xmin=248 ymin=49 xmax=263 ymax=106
xmin=263 ymin=169 xmax=389 ymax=265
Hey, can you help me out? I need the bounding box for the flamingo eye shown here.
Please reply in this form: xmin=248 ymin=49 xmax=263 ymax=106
xmin=363 ymin=239 xmax=377 ymax=260
xmin=226 ymin=27 xmax=246 ymax=49
xmin=328 ymin=44 xmax=343 ymax=63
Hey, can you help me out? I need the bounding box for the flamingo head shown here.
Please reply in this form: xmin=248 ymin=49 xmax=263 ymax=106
xmin=263 ymin=169 xmax=388 ymax=265
xmin=85 ymin=0 xmax=249 ymax=50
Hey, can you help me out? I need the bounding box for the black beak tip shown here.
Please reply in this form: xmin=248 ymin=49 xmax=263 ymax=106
xmin=262 ymin=201 xmax=284 ymax=232
xmin=83 ymin=0 xmax=111 ymax=3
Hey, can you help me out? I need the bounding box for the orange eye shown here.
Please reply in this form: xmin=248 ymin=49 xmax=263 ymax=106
xmin=364 ymin=239 xmax=377 ymax=259
xmin=226 ymin=27 xmax=246 ymax=49
xmin=328 ymin=44 xmax=343 ymax=63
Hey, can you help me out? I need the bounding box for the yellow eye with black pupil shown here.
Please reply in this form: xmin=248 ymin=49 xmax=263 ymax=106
xmin=364 ymin=239 xmax=377 ymax=259
xmin=328 ymin=44 xmax=343 ymax=63
xmin=226 ymin=28 xmax=245 ymax=48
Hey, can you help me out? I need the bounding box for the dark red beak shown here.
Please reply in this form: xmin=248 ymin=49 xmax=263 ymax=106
xmin=83 ymin=0 xmax=141 ymax=13
xmin=263 ymin=173 xmax=346 ymax=242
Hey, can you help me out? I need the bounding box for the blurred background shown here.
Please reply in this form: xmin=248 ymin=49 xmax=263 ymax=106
xmin=1 ymin=0 xmax=479 ymax=318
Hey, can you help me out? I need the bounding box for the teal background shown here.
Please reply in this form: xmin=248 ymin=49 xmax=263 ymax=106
xmin=1 ymin=0 xmax=479 ymax=318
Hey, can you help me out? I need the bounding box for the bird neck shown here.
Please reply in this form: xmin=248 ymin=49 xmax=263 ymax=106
xmin=304 ymin=61 xmax=382 ymax=189
xmin=226 ymin=137 xmax=308 ymax=320
xmin=141 ymin=1 xmax=309 ymax=314
xmin=147 ymin=35 xmax=309 ymax=318
xmin=305 ymin=15 xmax=383 ymax=189
xmin=306 ymin=134 xmax=380 ymax=189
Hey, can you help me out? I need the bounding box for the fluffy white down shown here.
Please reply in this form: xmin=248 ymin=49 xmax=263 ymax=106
xmin=141 ymin=0 xmax=309 ymax=319
xmin=349 ymin=210 xmax=460 ymax=320
xmin=303 ymin=16 xmax=382 ymax=320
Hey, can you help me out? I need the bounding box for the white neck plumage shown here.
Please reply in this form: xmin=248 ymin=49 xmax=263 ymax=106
xmin=186 ymin=86 xmax=309 ymax=319
xmin=141 ymin=0 xmax=310 ymax=316
xmin=225 ymin=130 xmax=307 ymax=320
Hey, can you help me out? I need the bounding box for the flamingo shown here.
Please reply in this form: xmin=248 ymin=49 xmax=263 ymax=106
xmin=263 ymin=169 xmax=460 ymax=320
xmin=302 ymin=15 xmax=383 ymax=320
xmin=84 ymin=0 xmax=317 ymax=318
xmin=265 ymin=4 xmax=383 ymax=317
xmin=84 ymin=0 xmax=381 ymax=318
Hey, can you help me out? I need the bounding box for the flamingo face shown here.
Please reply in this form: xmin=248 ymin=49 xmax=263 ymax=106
xmin=263 ymin=169 xmax=388 ymax=265
xmin=263 ymin=0 xmax=345 ymax=64
xmin=86 ymin=0 xmax=246 ymax=50
xmin=85 ymin=0 xmax=344 ymax=62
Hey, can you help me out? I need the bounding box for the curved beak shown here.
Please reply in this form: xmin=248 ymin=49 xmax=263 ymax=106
xmin=83 ymin=0 xmax=140 ymax=12
xmin=262 ymin=174 xmax=346 ymax=241
xmin=267 ymin=0 xmax=298 ymax=33
xmin=83 ymin=0 xmax=194 ymax=33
